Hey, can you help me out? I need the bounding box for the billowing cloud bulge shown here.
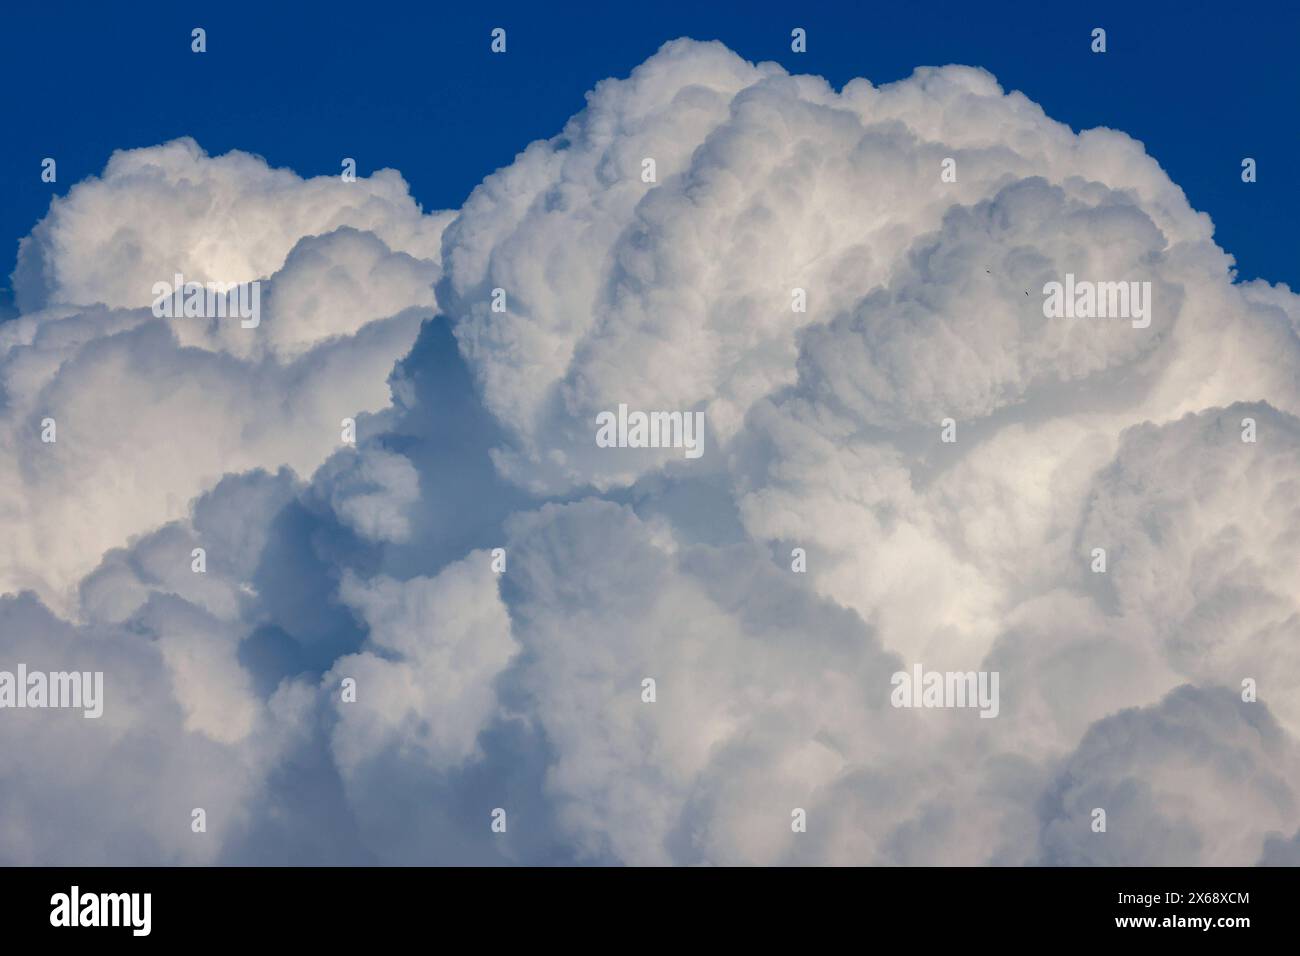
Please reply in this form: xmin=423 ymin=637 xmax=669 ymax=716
xmin=2 ymin=39 xmax=1297 ymax=865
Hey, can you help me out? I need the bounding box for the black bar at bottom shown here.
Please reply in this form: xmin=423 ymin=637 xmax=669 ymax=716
xmin=0 ymin=865 xmax=1285 ymax=942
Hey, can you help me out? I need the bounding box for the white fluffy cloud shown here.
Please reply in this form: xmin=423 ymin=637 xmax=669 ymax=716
xmin=438 ymin=41 xmax=1243 ymax=495
xmin=0 ymin=590 xmax=307 ymax=864
xmin=327 ymin=553 xmax=518 ymax=775
xmin=1038 ymin=685 xmax=1300 ymax=865
xmin=0 ymin=141 xmax=451 ymax=613
xmin=2 ymin=39 xmax=1298 ymax=866
xmin=14 ymin=137 xmax=445 ymax=313
xmin=499 ymin=499 xmax=914 ymax=864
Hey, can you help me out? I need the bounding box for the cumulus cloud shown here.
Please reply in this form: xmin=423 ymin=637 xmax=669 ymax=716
xmin=437 ymin=43 xmax=1243 ymax=495
xmin=0 ymin=142 xmax=451 ymax=612
xmin=0 ymin=590 xmax=300 ymax=864
xmin=498 ymin=498 xmax=907 ymax=864
xmin=1038 ymin=685 xmax=1300 ymax=866
xmin=14 ymin=137 xmax=445 ymax=313
xmin=327 ymin=552 xmax=518 ymax=774
xmin=2 ymin=39 xmax=1298 ymax=866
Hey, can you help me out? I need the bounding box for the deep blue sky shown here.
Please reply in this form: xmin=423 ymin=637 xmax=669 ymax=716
xmin=3 ymin=0 xmax=1297 ymax=315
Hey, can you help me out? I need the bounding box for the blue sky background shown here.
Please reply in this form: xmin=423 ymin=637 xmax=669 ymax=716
xmin=3 ymin=0 xmax=1297 ymax=317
